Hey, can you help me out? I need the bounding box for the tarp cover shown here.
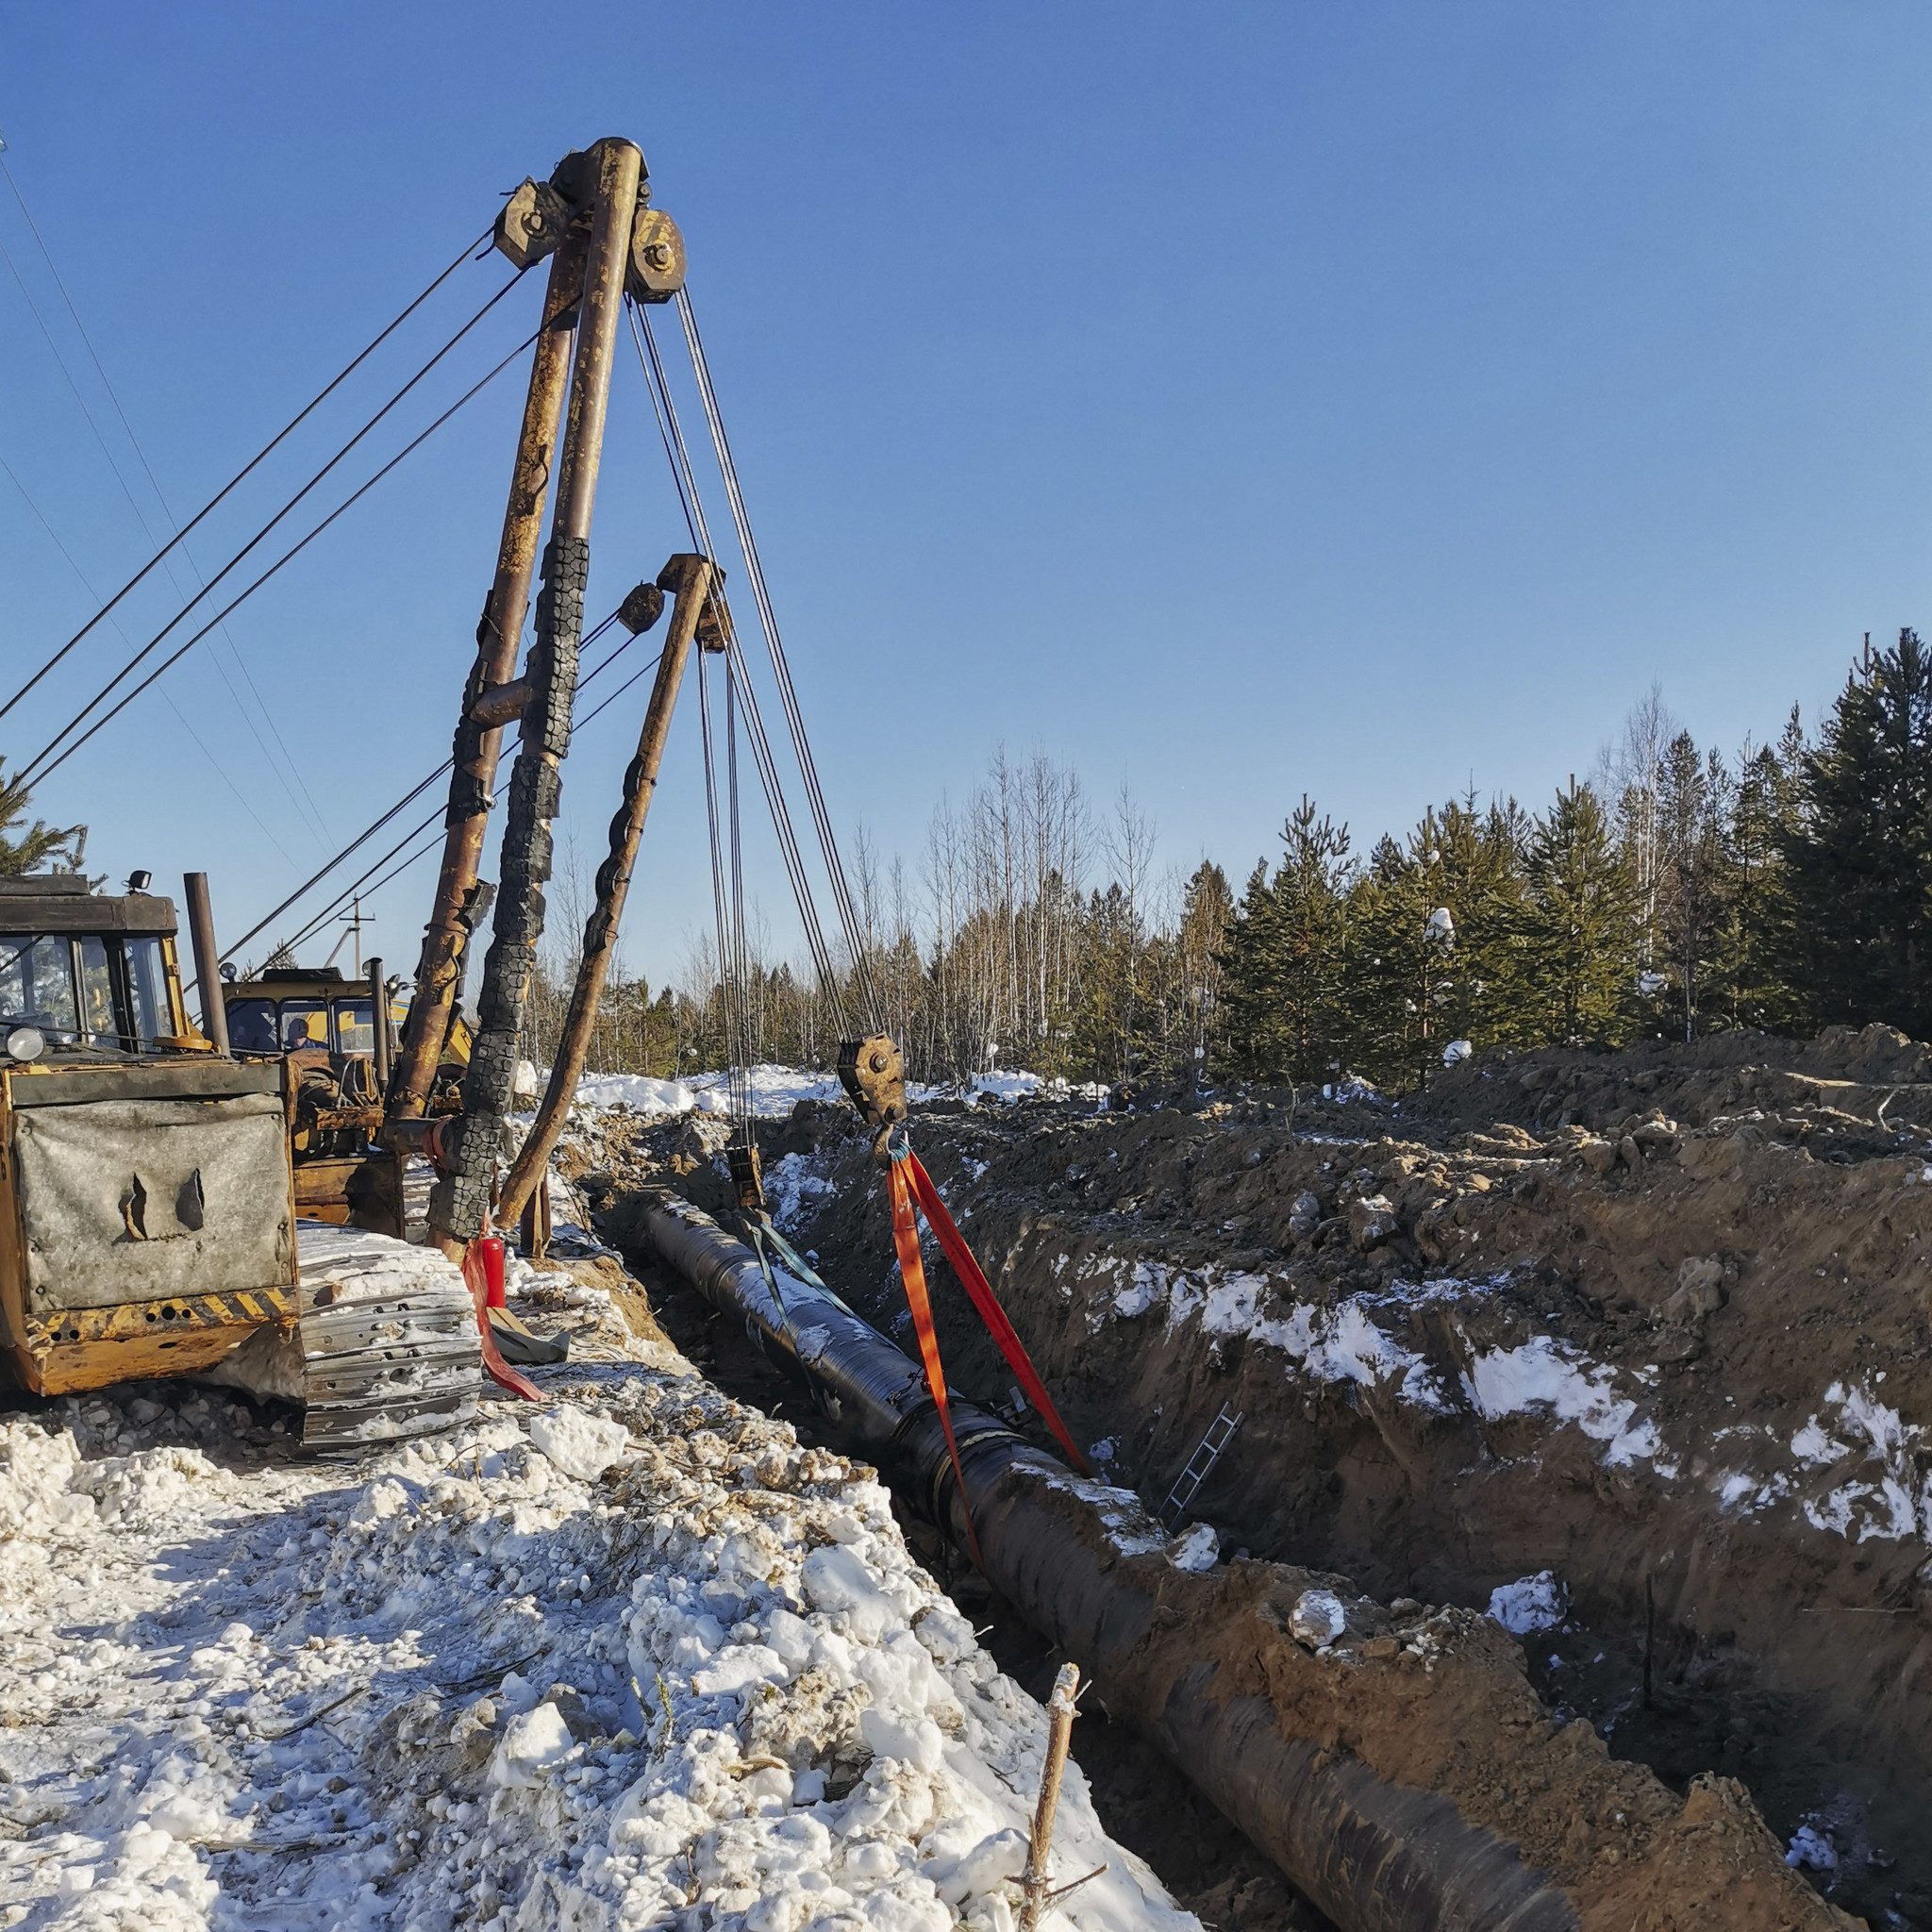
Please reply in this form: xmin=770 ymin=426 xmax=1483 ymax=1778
xmin=15 ymin=1093 xmax=293 ymax=1310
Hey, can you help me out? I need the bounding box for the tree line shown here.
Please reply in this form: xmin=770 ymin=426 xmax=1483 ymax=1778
xmin=514 ymin=627 xmax=1932 ymax=1093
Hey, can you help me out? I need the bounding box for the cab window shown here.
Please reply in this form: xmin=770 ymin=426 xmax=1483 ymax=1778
xmin=333 ymin=997 xmax=375 ymax=1055
xmin=124 ymin=936 xmax=173 ymax=1047
xmin=0 ymin=934 xmax=80 ymax=1041
xmin=280 ymin=1001 xmax=327 ymax=1052
xmin=77 ymin=937 xmax=116 ymax=1043
xmin=227 ymin=998 xmax=278 ymax=1053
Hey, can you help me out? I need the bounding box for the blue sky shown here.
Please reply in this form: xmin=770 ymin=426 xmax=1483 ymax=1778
xmin=2 ymin=3 xmax=1928 ymax=991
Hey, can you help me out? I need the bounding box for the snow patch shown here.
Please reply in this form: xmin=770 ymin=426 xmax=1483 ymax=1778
xmin=1461 ymin=1337 xmax=1665 ymax=1468
xmin=1488 ymin=1572 xmax=1567 ymax=1635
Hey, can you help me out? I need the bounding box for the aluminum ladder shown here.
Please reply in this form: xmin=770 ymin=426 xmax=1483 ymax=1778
xmin=1159 ymin=1404 xmax=1243 ymax=1528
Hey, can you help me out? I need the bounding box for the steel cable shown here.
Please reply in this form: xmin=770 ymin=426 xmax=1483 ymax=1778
xmin=2 ymin=153 xmax=341 ymax=843
xmin=216 ymin=609 xmax=632 ymax=967
xmin=629 ymin=301 xmax=848 ymax=1022
xmin=0 ymin=224 xmax=492 ymax=723
xmin=676 ymin=289 xmax=882 ymax=1030
xmin=245 ymin=630 xmax=661 ymax=972
xmin=19 ymin=324 xmax=541 ymax=791
xmin=17 ymin=272 xmax=529 ymax=783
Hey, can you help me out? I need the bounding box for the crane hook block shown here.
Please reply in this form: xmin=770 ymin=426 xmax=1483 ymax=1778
xmin=837 ymin=1036 xmax=908 ymax=1129
xmin=727 ymin=1143 xmax=767 ymax=1215
xmin=627 ymin=207 xmax=687 ymax=305
xmin=494 ymin=177 xmax=574 ymax=271
xmin=617 ymin=582 xmax=666 ymax=635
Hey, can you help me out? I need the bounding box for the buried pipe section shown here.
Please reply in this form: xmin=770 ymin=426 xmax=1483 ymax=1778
xmin=643 ymin=1192 xmax=1595 ymax=1932
xmin=642 ymin=1191 xmax=1840 ymax=1932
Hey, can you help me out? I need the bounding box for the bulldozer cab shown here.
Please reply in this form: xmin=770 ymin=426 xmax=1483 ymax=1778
xmin=1 ymin=874 xmax=202 ymax=1057
xmin=225 ymin=967 xmax=389 ymax=1060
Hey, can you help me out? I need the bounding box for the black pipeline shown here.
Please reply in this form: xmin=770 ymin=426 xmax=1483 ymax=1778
xmin=640 ymin=1191 xmax=1580 ymax=1932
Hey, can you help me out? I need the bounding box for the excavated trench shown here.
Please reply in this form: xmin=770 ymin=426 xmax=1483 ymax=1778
xmin=575 ymin=1022 xmax=1932 ymax=1931
xmin=624 ymin=1223 xmax=1324 ymax=1930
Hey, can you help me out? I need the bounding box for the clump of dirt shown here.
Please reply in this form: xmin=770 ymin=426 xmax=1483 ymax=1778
xmin=579 ymin=1030 xmax=1932 ymax=1926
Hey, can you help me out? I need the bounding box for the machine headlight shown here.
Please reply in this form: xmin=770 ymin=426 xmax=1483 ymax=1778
xmin=6 ymin=1026 xmax=46 ymax=1063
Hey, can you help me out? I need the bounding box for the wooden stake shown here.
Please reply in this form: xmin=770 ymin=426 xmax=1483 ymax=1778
xmin=1020 ymin=1662 xmax=1080 ymax=1931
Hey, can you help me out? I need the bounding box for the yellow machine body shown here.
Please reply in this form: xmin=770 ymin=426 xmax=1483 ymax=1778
xmin=0 ymin=876 xmax=299 ymax=1396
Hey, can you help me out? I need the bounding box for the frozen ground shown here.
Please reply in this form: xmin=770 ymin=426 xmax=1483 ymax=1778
xmin=0 ymin=1352 xmax=1193 ymax=1931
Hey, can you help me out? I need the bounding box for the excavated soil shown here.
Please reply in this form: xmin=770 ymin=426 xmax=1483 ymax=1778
xmin=576 ymin=1022 xmax=1932 ymax=1930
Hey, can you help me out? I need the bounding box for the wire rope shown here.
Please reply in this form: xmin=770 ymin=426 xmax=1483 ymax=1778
xmin=0 ymin=449 xmax=304 ymax=871
xmin=0 ymin=219 xmax=491 ymax=723
xmin=629 ymin=301 xmax=847 ymax=1022
xmin=19 ymin=323 xmax=540 ymax=791
xmin=250 ymin=640 xmax=666 ymax=971
xmin=217 ymin=608 xmax=632 ymax=965
xmin=676 ymin=289 xmax=882 ymax=1029
xmin=0 ymin=221 xmax=333 ymax=850
xmin=1 ymin=154 xmax=340 ymax=843
xmin=18 ymin=272 xmax=529 ymax=782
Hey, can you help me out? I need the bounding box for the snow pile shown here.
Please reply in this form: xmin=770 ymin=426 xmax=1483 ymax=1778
xmin=564 ymin=1064 xmax=1059 ymax=1124
xmin=297 ymin=1217 xmax=472 ymax=1306
xmin=528 ymin=1404 xmax=632 ymax=1483
xmin=765 ymin=1150 xmax=838 ymax=1233
xmin=1168 ymin=1524 xmax=1219 ymax=1574
xmin=1487 ymin=1572 xmax=1568 ymax=1635
xmin=0 ymin=1375 xmax=1193 ymax=1932
xmin=1790 ymin=1378 xmax=1932 ymax=1544
xmin=1287 ymin=1591 xmax=1346 ymax=1648
xmin=1787 ymin=1824 xmax=1838 ymax=1872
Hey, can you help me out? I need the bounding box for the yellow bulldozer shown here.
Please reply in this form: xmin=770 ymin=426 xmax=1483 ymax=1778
xmin=0 ymin=874 xmax=482 ymax=1443
xmin=0 ymin=872 xmax=298 ymax=1397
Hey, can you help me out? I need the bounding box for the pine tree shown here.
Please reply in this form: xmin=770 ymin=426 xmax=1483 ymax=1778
xmin=1785 ymin=630 xmax=1932 ymax=1036
xmin=1174 ymin=860 xmax=1233 ymax=1087
xmin=1219 ymin=798 xmax=1355 ymax=1082
xmin=1345 ymin=832 xmax=1437 ymax=1089
xmin=1652 ymin=731 xmax=1735 ymax=1041
xmin=1720 ymin=715 xmax=1804 ymax=1030
xmin=1521 ymin=780 xmax=1639 ymax=1045
xmin=0 ymin=760 xmax=84 ymax=876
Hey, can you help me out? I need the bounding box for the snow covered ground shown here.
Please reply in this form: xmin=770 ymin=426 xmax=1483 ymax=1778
xmin=0 ymin=1352 xmax=1194 ymax=1931
xmin=564 ymin=1066 xmax=1066 ymax=1121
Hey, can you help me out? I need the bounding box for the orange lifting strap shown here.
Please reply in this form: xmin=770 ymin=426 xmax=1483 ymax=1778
xmin=884 ymin=1140 xmax=1092 ymax=1567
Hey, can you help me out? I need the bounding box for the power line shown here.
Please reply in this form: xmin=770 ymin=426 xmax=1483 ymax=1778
xmin=19 ymin=320 xmax=541 ymax=791
xmin=0 ymin=218 xmax=492 ymax=724
xmin=0 ymin=153 xmax=340 ymax=846
xmin=0 ymin=212 xmax=333 ymax=849
xmin=0 ymin=448 xmax=305 ymax=872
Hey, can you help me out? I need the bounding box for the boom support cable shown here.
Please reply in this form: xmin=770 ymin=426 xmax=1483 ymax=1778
xmin=1 ymin=152 xmax=340 ymax=843
xmin=676 ymin=289 xmax=882 ymax=1029
xmin=19 ymin=324 xmax=541 ymax=791
xmin=17 ymin=273 xmax=528 ymax=782
xmin=0 ymin=222 xmax=492 ymax=723
xmin=216 ymin=608 xmax=636 ymax=968
xmin=225 ymin=634 xmax=665 ymax=977
xmin=628 ymin=300 xmax=849 ymax=1026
